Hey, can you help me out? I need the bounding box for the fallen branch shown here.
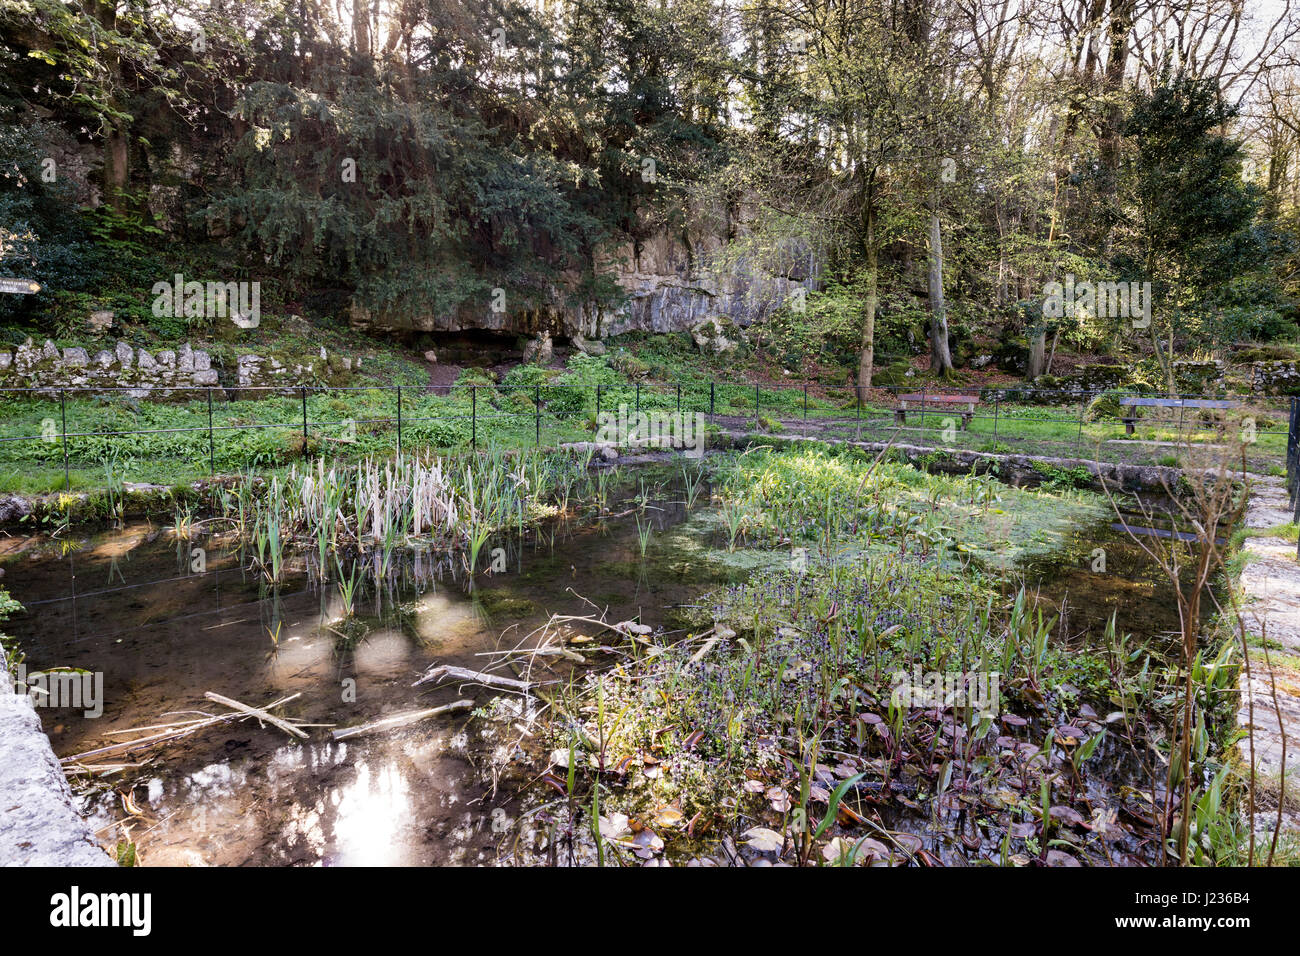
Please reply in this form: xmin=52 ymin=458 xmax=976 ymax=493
xmin=61 ymin=693 xmax=306 ymax=765
xmin=413 ymin=664 xmax=532 ymax=693
xmin=332 ymin=699 xmax=475 ymax=741
xmin=204 ymin=692 xmax=309 ymax=739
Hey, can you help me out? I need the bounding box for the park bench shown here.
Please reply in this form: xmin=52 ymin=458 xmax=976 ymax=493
xmin=895 ymin=393 xmax=980 ymax=429
xmin=1118 ymin=396 xmax=1240 ymax=436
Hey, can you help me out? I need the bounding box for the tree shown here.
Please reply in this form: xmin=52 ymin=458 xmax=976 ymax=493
xmin=1122 ymin=71 xmax=1265 ymax=390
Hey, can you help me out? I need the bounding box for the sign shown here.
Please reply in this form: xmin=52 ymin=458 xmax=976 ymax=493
xmin=0 ymin=278 xmax=41 ymax=294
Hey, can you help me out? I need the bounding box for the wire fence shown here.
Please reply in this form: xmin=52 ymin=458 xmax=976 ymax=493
xmin=0 ymin=380 xmax=1291 ymax=493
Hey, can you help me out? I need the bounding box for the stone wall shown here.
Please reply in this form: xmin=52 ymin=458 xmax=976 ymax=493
xmin=1250 ymin=360 xmax=1300 ymax=396
xmin=0 ymin=338 xmax=219 ymax=397
xmin=0 ymin=340 xmax=357 ymax=397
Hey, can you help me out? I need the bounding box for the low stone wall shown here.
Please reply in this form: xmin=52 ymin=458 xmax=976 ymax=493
xmin=0 ymin=339 xmax=357 ymax=397
xmin=236 ymin=348 xmax=355 ymax=392
xmin=1250 ymin=360 xmax=1300 ymax=396
xmin=0 ymin=648 xmax=115 ymax=866
xmin=0 ymin=338 xmax=218 ymax=397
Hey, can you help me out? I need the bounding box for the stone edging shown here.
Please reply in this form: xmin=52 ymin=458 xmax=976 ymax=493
xmin=0 ymin=648 xmax=115 ymax=866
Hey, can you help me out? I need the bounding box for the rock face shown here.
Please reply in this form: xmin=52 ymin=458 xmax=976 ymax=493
xmin=347 ymin=212 xmax=818 ymax=338
xmin=0 ymin=647 xmax=115 ymax=866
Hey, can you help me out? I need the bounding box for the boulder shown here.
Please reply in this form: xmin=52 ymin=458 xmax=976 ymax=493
xmin=0 ymin=494 xmax=32 ymax=523
xmin=690 ymin=316 xmax=737 ymax=355
xmin=87 ymin=310 xmax=114 ymax=332
xmin=522 ymin=331 xmax=553 ymax=365
xmin=573 ymin=333 xmax=607 ymax=356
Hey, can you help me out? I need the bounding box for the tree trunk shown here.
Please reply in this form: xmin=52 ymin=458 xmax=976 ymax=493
xmin=353 ymin=0 xmax=371 ymax=58
xmin=927 ymin=197 xmax=953 ymax=375
xmin=855 ymin=177 xmax=878 ymax=404
xmin=1027 ymin=329 xmax=1046 ymax=380
xmin=91 ymin=1 xmax=128 ymax=211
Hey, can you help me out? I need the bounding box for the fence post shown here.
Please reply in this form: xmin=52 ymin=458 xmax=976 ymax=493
xmin=396 ymin=385 xmax=402 ymax=457
xmin=636 ymin=382 xmax=640 ymax=415
xmin=60 ymin=388 xmax=69 ymax=492
xmin=472 ymin=386 xmax=477 ymax=450
xmin=1287 ymin=397 xmax=1298 ymax=502
xmin=993 ymin=395 xmax=1000 ymax=442
xmin=755 ymin=383 xmax=760 ymax=429
xmin=596 ymin=383 xmax=602 ymax=419
xmin=803 ymin=383 xmax=808 ymax=437
xmin=535 ymin=384 xmax=541 ymax=447
xmin=207 ymin=388 xmax=216 ymax=475
xmin=709 ymin=382 xmax=715 ymax=424
xmin=300 ymin=386 xmax=308 ymax=451
xmin=1077 ymin=396 xmax=1086 ymax=450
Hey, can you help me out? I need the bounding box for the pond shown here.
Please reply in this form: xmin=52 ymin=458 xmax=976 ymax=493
xmin=0 ymin=462 xmax=1205 ymax=866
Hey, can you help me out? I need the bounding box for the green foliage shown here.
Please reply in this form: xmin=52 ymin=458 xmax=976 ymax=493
xmin=0 ymin=119 xmax=101 ymax=323
xmin=1122 ymin=71 xmax=1266 ymax=295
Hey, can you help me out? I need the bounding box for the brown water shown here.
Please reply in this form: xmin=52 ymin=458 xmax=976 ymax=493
xmin=1 ymin=476 xmax=722 ymax=866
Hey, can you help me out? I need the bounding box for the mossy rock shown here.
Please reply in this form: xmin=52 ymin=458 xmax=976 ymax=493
xmin=872 ymin=361 xmax=915 ymax=388
xmin=1085 ymin=391 xmax=1125 ymax=422
xmin=1230 ymin=344 xmax=1300 ymax=364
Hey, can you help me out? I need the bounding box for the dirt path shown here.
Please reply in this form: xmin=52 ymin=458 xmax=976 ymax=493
xmin=425 ymin=361 xmax=461 ymax=395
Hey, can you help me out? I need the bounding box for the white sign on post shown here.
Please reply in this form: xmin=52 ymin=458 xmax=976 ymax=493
xmin=0 ymin=278 xmax=41 ymax=294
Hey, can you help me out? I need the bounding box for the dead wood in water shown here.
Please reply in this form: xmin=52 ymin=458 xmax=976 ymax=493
xmin=332 ymin=699 xmax=474 ymax=741
xmin=413 ymin=664 xmax=532 ymax=693
xmin=61 ymin=693 xmax=310 ymax=766
xmin=204 ymin=692 xmax=310 ymax=739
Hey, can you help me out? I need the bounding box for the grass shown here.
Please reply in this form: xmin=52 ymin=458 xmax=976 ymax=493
xmin=0 ymin=340 xmax=1288 ymax=493
xmin=526 ymin=445 xmax=1258 ymax=866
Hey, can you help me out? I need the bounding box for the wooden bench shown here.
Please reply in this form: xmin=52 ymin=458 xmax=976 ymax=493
xmin=895 ymin=393 xmax=980 ymax=429
xmin=1118 ymin=396 xmax=1240 ymax=436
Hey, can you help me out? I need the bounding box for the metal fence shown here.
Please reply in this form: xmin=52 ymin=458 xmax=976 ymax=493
xmin=0 ymin=380 xmax=1290 ymax=492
